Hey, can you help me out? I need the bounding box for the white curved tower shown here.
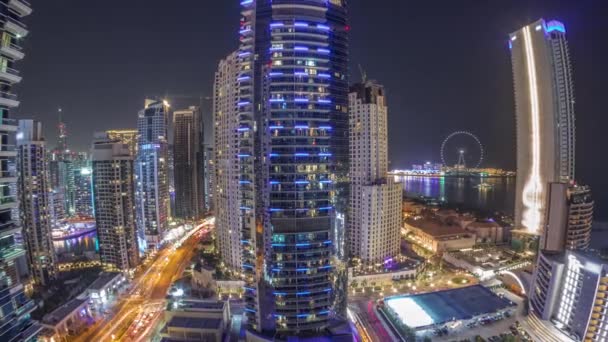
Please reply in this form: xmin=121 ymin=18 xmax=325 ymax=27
xmin=509 ymin=19 xmax=576 ymax=234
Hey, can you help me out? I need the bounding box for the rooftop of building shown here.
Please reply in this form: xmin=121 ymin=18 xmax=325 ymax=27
xmin=405 ymin=217 xmax=470 ymax=238
xmin=466 ymin=219 xmax=501 ymax=229
xmin=383 ymin=285 xmax=515 ymax=329
xmin=42 ymin=297 xmax=88 ymax=325
xmin=88 ymin=272 xmax=122 ymax=291
xmin=170 ymin=299 xmax=226 ymax=312
xmin=446 ymin=247 xmax=520 ymax=269
xmin=542 ymin=249 xmax=608 ymax=267
xmin=166 ymin=316 xmax=223 ymax=330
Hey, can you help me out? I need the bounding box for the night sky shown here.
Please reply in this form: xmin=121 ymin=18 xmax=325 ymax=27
xmin=15 ymin=1 xmax=608 ymax=219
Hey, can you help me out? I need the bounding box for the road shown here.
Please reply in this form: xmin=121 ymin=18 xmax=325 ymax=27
xmin=73 ymin=220 xmax=213 ymax=342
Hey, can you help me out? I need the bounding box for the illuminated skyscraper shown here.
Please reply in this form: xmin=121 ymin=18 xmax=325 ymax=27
xmin=135 ymin=99 xmax=170 ymax=250
xmin=173 ymin=106 xmax=205 ymax=220
xmin=509 ymin=19 xmax=576 ymax=234
xmin=48 ymin=154 xmax=66 ymax=226
xmin=92 ymin=136 xmax=140 ymax=271
xmin=529 ymin=251 xmax=608 ymax=342
xmin=348 ymin=81 xmax=401 ymax=264
xmin=106 ymin=129 xmax=138 ymax=157
xmin=236 ymin=0 xmax=349 ymax=338
xmin=213 ymin=51 xmax=241 ymax=271
xmin=73 ymin=153 xmax=93 ymax=217
xmin=542 ymin=182 xmax=593 ymax=252
xmin=16 ymin=120 xmax=56 ymax=286
xmin=0 ymin=0 xmax=42 ymax=340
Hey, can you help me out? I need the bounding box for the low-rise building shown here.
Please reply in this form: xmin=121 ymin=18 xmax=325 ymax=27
xmin=348 ymin=266 xmax=419 ymax=288
xmin=443 ymin=248 xmax=531 ymax=281
xmin=465 ymin=219 xmax=505 ymax=244
xmin=40 ymin=297 xmax=91 ymax=340
xmin=161 ymin=299 xmax=230 ymax=342
xmin=85 ymin=272 xmax=126 ymax=303
xmin=404 ymin=218 xmax=476 ymax=253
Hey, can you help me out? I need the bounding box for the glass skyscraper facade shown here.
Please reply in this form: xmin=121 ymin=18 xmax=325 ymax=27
xmin=237 ymin=0 xmax=349 ymax=338
xmin=0 ymin=0 xmax=41 ymax=340
xmin=135 ymin=99 xmax=170 ymax=251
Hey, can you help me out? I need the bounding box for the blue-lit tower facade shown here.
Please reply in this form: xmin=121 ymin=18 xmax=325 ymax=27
xmin=238 ymin=0 xmax=349 ymax=338
xmin=135 ymin=99 xmax=170 ymax=251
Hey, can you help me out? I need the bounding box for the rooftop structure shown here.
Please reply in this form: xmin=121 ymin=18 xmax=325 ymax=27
xmin=404 ymin=217 xmax=476 ymax=253
xmin=383 ymin=285 xmax=514 ymax=330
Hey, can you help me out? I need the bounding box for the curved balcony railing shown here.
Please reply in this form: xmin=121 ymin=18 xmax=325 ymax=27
xmin=0 ymin=144 xmax=16 ymax=152
xmin=0 ymin=13 xmax=28 ymax=30
xmin=0 ymin=92 xmax=18 ymax=101
xmin=0 ymin=171 xmax=16 ymax=178
xmin=0 ymin=196 xmax=17 ymax=205
xmin=1 ymin=117 xmax=17 ymax=126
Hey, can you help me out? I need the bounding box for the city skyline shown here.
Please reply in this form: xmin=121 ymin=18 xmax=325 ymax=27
xmin=4 ymin=1 xmax=608 ymax=342
xmin=16 ymin=1 xmax=608 ymax=220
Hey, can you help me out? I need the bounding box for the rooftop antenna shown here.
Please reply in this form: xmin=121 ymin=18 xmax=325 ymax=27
xmin=358 ymin=64 xmax=367 ymax=83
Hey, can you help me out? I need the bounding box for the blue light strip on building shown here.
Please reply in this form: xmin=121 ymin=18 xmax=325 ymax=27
xmin=546 ymin=21 xmax=566 ymax=33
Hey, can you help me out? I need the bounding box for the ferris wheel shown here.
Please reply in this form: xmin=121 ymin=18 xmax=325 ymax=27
xmin=440 ymin=131 xmax=484 ymax=169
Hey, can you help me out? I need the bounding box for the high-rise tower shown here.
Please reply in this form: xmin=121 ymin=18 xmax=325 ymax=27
xmin=509 ymin=19 xmax=576 ymax=234
xmin=348 ymin=81 xmax=401 ymax=264
xmin=135 ymin=99 xmax=170 ymax=251
xmin=213 ymin=51 xmax=242 ymax=271
xmin=16 ymin=120 xmax=56 ymax=286
xmin=106 ymin=129 xmax=138 ymax=157
xmin=0 ymin=0 xmax=42 ymax=340
xmin=542 ymin=182 xmax=593 ymax=252
xmin=92 ymin=135 xmax=140 ymax=271
xmin=236 ymin=0 xmax=349 ymax=338
xmin=173 ymin=106 xmax=205 ymax=220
